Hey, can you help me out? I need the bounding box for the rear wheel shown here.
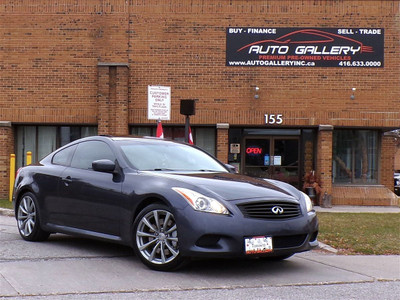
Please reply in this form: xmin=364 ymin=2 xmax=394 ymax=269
xmin=132 ymin=204 xmax=188 ymax=271
xmin=16 ymin=192 xmax=50 ymax=241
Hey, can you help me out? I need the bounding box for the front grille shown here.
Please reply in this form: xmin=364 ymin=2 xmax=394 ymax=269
xmin=237 ymin=201 xmax=301 ymax=219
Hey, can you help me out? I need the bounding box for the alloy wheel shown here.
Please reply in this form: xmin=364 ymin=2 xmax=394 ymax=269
xmin=17 ymin=195 xmax=37 ymax=237
xmin=136 ymin=209 xmax=179 ymax=265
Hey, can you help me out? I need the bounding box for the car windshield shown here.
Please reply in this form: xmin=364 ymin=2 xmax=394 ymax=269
xmin=118 ymin=140 xmax=228 ymax=172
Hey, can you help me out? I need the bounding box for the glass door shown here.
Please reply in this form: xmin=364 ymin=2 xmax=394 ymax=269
xmin=271 ymin=138 xmax=300 ymax=187
xmin=243 ymin=138 xmax=271 ymax=178
xmin=243 ymin=137 xmax=300 ymax=188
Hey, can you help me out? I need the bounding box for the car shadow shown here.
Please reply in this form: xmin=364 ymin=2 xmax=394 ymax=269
xmin=45 ymin=234 xmax=308 ymax=276
xmin=181 ymin=257 xmax=303 ymax=275
xmin=46 ymin=234 xmax=134 ymax=258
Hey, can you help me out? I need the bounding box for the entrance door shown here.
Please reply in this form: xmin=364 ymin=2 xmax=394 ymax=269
xmin=243 ymin=137 xmax=300 ymax=188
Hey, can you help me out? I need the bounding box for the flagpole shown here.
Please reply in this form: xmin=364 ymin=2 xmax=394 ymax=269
xmin=185 ymin=115 xmax=189 ymax=143
xmin=180 ymin=99 xmax=196 ymax=144
xmin=156 ymin=118 xmax=164 ymax=138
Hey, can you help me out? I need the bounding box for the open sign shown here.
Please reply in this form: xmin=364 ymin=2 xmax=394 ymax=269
xmin=246 ymin=147 xmax=263 ymax=154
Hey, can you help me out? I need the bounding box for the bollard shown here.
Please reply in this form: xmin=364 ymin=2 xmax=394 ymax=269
xmin=9 ymin=154 xmax=15 ymax=202
xmin=26 ymin=151 xmax=32 ymax=165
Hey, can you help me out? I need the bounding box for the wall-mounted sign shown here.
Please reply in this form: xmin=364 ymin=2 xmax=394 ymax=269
xmin=226 ymin=28 xmax=384 ymax=67
xmin=148 ymin=85 xmax=171 ymax=120
xmin=230 ymin=143 xmax=241 ymax=154
xmin=265 ymin=114 xmax=283 ymax=125
xmin=274 ymin=156 xmax=282 ymax=166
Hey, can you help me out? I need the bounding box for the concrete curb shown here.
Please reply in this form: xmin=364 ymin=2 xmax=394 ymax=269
xmin=318 ymin=241 xmax=338 ymax=253
xmin=314 ymin=205 xmax=400 ymax=213
xmin=0 ymin=208 xmax=14 ymax=217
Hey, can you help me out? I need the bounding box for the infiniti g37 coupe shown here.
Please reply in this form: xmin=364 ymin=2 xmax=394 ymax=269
xmin=13 ymin=136 xmax=318 ymax=271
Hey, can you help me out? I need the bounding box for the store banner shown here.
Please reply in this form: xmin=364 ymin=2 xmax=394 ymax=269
xmin=226 ymin=28 xmax=384 ymax=67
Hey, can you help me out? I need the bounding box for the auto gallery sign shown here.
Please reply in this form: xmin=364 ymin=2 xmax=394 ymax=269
xmin=226 ymin=28 xmax=384 ymax=67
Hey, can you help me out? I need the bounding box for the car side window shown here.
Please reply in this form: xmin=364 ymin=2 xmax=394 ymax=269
xmin=70 ymin=141 xmax=115 ymax=170
xmin=52 ymin=145 xmax=77 ymax=166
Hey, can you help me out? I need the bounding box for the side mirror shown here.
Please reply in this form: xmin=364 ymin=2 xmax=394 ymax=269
xmin=225 ymin=164 xmax=238 ymax=174
xmin=92 ymin=159 xmax=116 ymax=173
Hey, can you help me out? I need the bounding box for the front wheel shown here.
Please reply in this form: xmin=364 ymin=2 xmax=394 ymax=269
xmin=132 ymin=204 xmax=188 ymax=271
xmin=16 ymin=192 xmax=50 ymax=241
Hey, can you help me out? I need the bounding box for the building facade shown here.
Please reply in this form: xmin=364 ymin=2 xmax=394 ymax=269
xmin=1 ymin=0 xmax=399 ymax=205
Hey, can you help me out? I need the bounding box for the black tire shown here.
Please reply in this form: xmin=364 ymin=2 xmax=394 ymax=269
xmin=132 ymin=203 xmax=188 ymax=271
xmin=16 ymin=192 xmax=50 ymax=242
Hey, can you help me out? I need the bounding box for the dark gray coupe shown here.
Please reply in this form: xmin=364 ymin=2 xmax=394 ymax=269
xmin=13 ymin=136 xmax=318 ymax=271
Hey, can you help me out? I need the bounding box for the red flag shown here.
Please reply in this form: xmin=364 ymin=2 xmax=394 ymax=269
xmin=188 ymin=126 xmax=194 ymax=145
xmin=156 ymin=121 xmax=164 ymax=138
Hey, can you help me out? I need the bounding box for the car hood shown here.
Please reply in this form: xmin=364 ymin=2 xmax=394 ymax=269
xmin=142 ymin=171 xmax=300 ymax=201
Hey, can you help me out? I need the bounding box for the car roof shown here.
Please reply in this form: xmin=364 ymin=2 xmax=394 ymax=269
xmin=80 ymin=135 xmax=188 ymax=147
xmin=80 ymin=135 xmax=173 ymax=142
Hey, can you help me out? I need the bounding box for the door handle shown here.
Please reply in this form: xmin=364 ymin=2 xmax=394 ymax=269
xmin=62 ymin=176 xmax=72 ymax=186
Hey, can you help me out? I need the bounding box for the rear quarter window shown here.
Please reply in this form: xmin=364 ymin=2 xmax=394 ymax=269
xmin=52 ymin=145 xmax=77 ymax=166
xmin=70 ymin=141 xmax=115 ymax=170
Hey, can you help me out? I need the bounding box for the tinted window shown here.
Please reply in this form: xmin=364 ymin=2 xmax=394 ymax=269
xmin=71 ymin=141 xmax=115 ymax=170
xmin=52 ymin=145 xmax=77 ymax=166
xmin=333 ymin=130 xmax=379 ymax=184
xmin=118 ymin=141 xmax=227 ymax=172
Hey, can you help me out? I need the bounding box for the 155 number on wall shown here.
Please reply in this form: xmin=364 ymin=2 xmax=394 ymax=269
xmin=264 ymin=114 xmax=283 ymax=125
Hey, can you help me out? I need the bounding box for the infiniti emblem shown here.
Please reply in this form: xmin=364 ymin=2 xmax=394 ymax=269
xmin=271 ymin=206 xmax=284 ymax=215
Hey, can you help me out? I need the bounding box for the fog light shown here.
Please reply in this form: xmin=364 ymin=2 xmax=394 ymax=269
xmin=196 ymin=235 xmax=221 ymax=248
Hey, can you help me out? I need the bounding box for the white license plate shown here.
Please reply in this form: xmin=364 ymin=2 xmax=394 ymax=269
xmin=245 ymin=236 xmax=273 ymax=254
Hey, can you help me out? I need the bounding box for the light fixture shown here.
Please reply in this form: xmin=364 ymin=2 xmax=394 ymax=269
xmin=254 ymin=86 xmax=260 ymax=99
xmin=350 ymin=87 xmax=356 ymax=100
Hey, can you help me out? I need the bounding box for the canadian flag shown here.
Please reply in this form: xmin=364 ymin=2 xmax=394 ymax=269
xmin=188 ymin=126 xmax=194 ymax=145
xmin=156 ymin=121 xmax=164 ymax=138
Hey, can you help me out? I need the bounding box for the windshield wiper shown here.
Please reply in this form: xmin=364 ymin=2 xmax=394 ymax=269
xmin=143 ymin=168 xmax=223 ymax=172
xmin=144 ymin=168 xmax=175 ymax=171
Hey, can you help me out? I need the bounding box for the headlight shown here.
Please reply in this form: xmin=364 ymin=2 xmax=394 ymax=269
xmin=172 ymin=187 xmax=229 ymax=215
xmin=301 ymin=192 xmax=314 ymax=212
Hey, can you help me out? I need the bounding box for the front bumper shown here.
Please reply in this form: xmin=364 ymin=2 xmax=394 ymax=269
xmin=177 ymin=205 xmax=319 ymax=258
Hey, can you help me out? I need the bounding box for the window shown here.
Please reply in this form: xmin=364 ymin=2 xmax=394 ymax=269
xmin=118 ymin=142 xmax=226 ymax=172
xmin=130 ymin=126 xmax=216 ymax=156
xmin=15 ymin=126 xmax=97 ymax=168
xmin=38 ymin=127 xmax=57 ymax=161
xmin=52 ymin=145 xmax=77 ymax=166
xmin=332 ymin=130 xmax=379 ymax=184
xmin=195 ymin=128 xmax=216 ymax=157
xmin=71 ymin=141 xmax=115 ymax=170
xmin=60 ymin=126 xmax=97 ymax=146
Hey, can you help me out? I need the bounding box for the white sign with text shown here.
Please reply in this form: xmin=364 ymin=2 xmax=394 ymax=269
xmin=148 ymin=85 xmax=171 ymax=120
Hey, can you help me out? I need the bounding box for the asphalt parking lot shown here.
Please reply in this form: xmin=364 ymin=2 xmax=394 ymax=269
xmin=0 ymin=208 xmax=399 ymax=299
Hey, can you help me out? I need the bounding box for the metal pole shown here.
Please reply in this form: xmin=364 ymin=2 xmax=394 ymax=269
xmin=9 ymin=154 xmax=15 ymax=202
xmin=26 ymin=151 xmax=32 ymax=165
xmin=185 ymin=115 xmax=190 ymax=143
